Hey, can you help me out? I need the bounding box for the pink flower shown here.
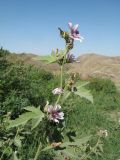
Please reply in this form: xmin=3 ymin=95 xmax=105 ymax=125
xmin=47 ymin=105 xmax=64 ymax=123
xmin=52 ymin=88 xmax=63 ymax=95
xmin=66 ymin=53 xmax=80 ymax=63
xmin=68 ymin=22 xmax=84 ymax=42
xmin=66 ymin=53 xmax=75 ymax=63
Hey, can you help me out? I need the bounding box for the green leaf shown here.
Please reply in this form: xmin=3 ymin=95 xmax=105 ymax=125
xmin=14 ymin=136 xmax=22 ymax=148
xmin=41 ymin=136 xmax=91 ymax=151
xmin=13 ymin=152 xmax=19 ymax=160
xmin=41 ymin=137 xmax=90 ymax=160
xmin=7 ymin=107 xmax=44 ymax=129
xmin=55 ymin=136 xmax=90 ymax=160
xmin=24 ymin=106 xmax=41 ymax=114
xmin=0 ymin=140 xmax=3 ymax=147
xmin=61 ymin=136 xmax=90 ymax=148
xmin=61 ymin=90 xmax=71 ymax=103
xmin=33 ymin=49 xmax=67 ymax=64
xmin=25 ymin=106 xmax=45 ymax=130
xmin=62 ymin=81 xmax=93 ymax=103
xmin=41 ymin=145 xmax=53 ymax=152
xmin=7 ymin=112 xmax=35 ymax=129
xmin=75 ymin=81 xmax=93 ymax=103
xmin=98 ymin=143 xmax=104 ymax=153
xmin=76 ymin=81 xmax=90 ymax=88
xmin=31 ymin=116 xmax=43 ymax=130
xmin=3 ymin=147 xmax=13 ymax=157
xmin=74 ymin=87 xmax=93 ymax=103
xmin=56 ymin=148 xmax=79 ymax=159
xmin=33 ymin=55 xmax=56 ymax=63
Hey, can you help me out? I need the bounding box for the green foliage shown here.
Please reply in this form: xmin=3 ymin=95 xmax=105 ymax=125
xmin=41 ymin=136 xmax=91 ymax=160
xmin=89 ymin=78 xmax=117 ymax=94
xmin=74 ymin=81 xmax=93 ymax=103
xmin=0 ymin=61 xmax=57 ymax=119
xmin=7 ymin=106 xmax=44 ymax=129
xmin=0 ymin=47 xmax=10 ymax=70
xmin=63 ymin=78 xmax=120 ymax=160
xmin=2 ymin=91 xmax=30 ymax=118
xmin=88 ymin=78 xmax=120 ymax=111
xmin=1 ymin=51 xmax=120 ymax=160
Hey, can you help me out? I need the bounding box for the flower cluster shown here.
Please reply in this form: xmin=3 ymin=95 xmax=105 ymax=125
xmin=68 ymin=22 xmax=84 ymax=42
xmin=46 ymin=104 xmax=64 ymax=123
xmin=98 ymin=129 xmax=108 ymax=137
xmin=59 ymin=22 xmax=84 ymax=51
xmin=52 ymin=87 xmax=64 ymax=95
xmin=66 ymin=53 xmax=75 ymax=63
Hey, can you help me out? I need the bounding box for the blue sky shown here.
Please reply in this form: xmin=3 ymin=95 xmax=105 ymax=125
xmin=0 ymin=0 xmax=120 ymax=56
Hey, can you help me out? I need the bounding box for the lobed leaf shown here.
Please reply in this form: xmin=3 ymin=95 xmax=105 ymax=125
xmin=73 ymin=81 xmax=93 ymax=103
xmin=74 ymin=86 xmax=93 ymax=103
xmin=14 ymin=136 xmax=23 ymax=148
xmin=33 ymin=49 xmax=67 ymax=64
xmin=61 ymin=90 xmax=71 ymax=103
xmin=7 ymin=107 xmax=44 ymax=129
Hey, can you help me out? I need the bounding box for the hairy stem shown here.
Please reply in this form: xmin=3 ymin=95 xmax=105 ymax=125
xmin=55 ymin=47 xmax=69 ymax=105
xmin=60 ymin=65 xmax=63 ymax=88
xmin=55 ymin=64 xmax=63 ymax=104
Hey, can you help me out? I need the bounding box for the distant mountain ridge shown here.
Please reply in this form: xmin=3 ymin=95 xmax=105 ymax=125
xmin=7 ymin=53 xmax=120 ymax=89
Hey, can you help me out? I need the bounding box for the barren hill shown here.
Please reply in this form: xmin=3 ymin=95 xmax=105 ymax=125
xmin=7 ymin=53 xmax=120 ymax=89
xmin=69 ymin=53 xmax=120 ymax=89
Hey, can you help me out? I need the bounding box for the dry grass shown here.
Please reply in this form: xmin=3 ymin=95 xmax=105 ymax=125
xmin=7 ymin=53 xmax=120 ymax=89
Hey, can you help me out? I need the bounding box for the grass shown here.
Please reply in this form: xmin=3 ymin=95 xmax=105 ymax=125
xmin=1 ymin=50 xmax=120 ymax=159
xmin=62 ymin=78 xmax=120 ymax=160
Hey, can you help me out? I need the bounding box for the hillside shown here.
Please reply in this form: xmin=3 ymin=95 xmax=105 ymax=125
xmin=7 ymin=53 xmax=120 ymax=89
xmin=70 ymin=53 xmax=120 ymax=89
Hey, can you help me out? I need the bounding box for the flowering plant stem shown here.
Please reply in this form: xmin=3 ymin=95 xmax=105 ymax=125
xmin=60 ymin=65 xmax=63 ymax=88
xmin=55 ymin=65 xmax=63 ymax=104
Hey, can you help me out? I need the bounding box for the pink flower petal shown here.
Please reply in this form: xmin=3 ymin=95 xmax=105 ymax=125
xmin=53 ymin=118 xmax=59 ymax=123
xmin=70 ymin=35 xmax=83 ymax=42
xmin=68 ymin=22 xmax=73 ymax=29
xmin=73 ymin=24 xmax=79 ymax=31
xmin=58 ymin=112 xmax=64 ymax=119
xmin=54 ymin=104 xmax=61 ymax=111
xmin=52 ymin=88 xmax=63 ymax=95
xmin=47 ymin=105 xmax=53 ymax=113
xmin=47 ymin=104 xmax=64 ymax=123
